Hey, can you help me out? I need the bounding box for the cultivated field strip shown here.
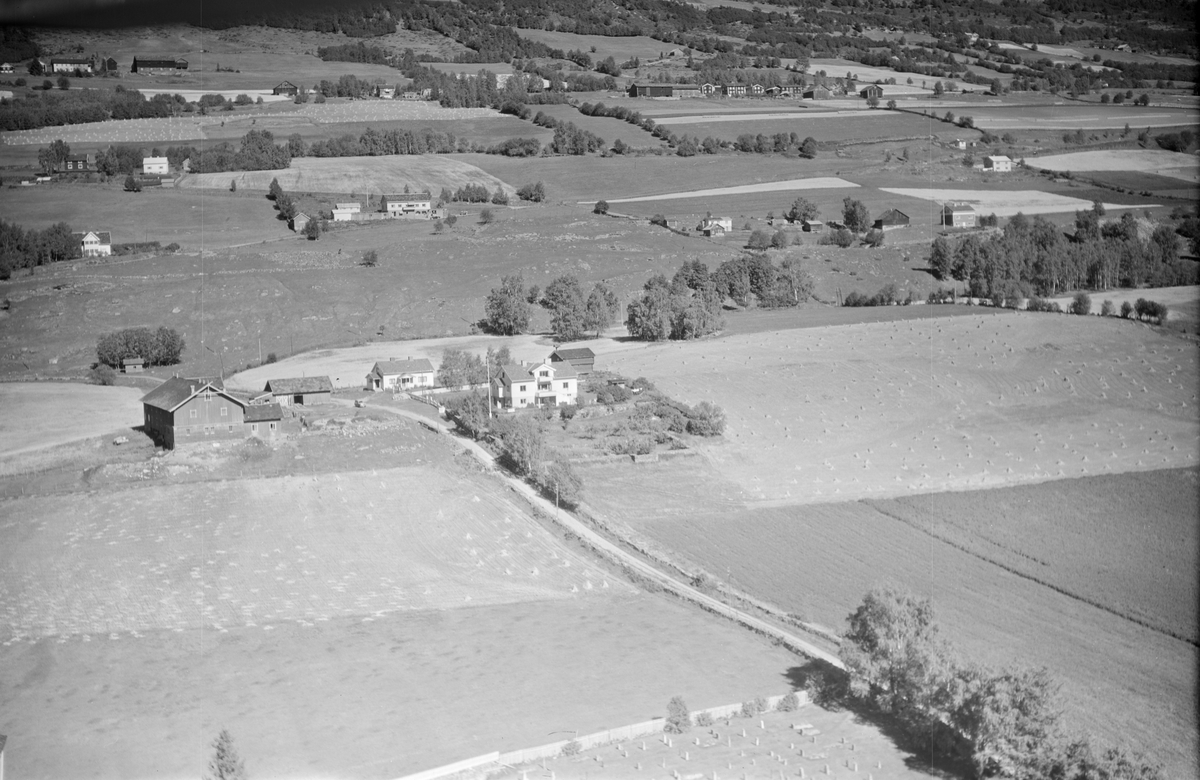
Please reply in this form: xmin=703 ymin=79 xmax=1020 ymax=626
xmin=0 ymin=467 xmax=627 ymax=642
xmin=602 ymin=313 xmax=1199 ymax=505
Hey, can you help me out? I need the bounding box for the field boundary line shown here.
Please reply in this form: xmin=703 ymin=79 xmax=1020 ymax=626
xmin=864 ymin=501 xmax=1199 ymax=647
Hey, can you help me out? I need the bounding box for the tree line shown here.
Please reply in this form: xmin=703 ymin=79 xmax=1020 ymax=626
xmin=831 ymin=586 xmax=1163 ymax=780
xmin=0 ymin=86 xmax=187 ymax=131
xmin=928 ymin=210 xmax=1195 ymax=298
xmin=482 ymin=273 xmax=620 ymax=341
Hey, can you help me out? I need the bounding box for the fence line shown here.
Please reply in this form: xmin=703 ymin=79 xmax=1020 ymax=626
xmin=392 ymin=691 xmax=809 ymax=780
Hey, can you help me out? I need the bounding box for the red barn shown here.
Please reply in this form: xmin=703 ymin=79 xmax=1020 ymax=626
xmin=140 ymin=377 xmax=246 ymax=449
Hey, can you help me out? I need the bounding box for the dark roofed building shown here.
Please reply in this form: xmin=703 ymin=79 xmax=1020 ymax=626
xmin=263 ymin=376 xmax=333 ymax=406
xmin=273 ymin=81 xmax=299 ymax=96
xmin=244 ymin=402 xmax=285 ymax=440
xmin=860 ymin=84 xmax=884 ymax=100
xmin=131 ymin=57 xmax=188 ymax=74
xmin=141 ymin=377 xmax=246 ymax=449
xmin=51 ymin=57 xmax=94 ymax=73
xmin=873 ymin=209 xmax=910 ymax=231
xmin=550 ymin=347 xmax=596 ymax=375
xmin=629 ymin=83 xmax=674 ymax=98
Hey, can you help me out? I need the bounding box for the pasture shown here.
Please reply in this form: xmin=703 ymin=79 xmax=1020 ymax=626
xmin=1046 ymin=286 xmax=1199 ymax=324
xmin=961 ymin=104 xmax=1198 ymax=131
xmin=179 ymin=154 xmax=519 ymax=197
xmin=0 ymin=183 xmax=285 ymax=247
xmin=517 ymin=30 xmax=680 ymax=64
xmin=581 ymin=468 xmax=1197 ymax=779
xmin=650 ymin=111 xmax=942 ymax=146
xmin=0 ymin=383 xmax=143 ymax=458
xmin=594 ymin=176 xmax=860 ymax=204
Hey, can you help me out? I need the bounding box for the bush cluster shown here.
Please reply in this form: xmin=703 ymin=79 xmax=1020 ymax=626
xmin=843 ymin=283 xmax=914 ymax=307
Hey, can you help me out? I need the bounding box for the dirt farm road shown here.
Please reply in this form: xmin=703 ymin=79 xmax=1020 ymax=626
xmin=349 ymin=400 xmax=845 ymax=669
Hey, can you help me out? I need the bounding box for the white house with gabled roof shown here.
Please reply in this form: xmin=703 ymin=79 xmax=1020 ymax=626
xmin=492 ymin=359 xmax=578 ymax=409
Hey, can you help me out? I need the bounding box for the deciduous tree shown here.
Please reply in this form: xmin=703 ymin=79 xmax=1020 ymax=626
xmin=484 ymin=274 xmax=531 ymax=335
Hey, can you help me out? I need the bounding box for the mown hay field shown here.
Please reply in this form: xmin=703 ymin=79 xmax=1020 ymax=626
xmin=881 ymin=186 xmax=1155 ymax=217
xmin=581 ymin=472 xmax=1197 ymax=779
xmin=599 ymin=312 xmax=1198 ymax=505
xmin=962 ymin=104 xmax=1198 ymax=131
xmin=1027 ymin=149 xmax=1199 ymax=180
xmin=179 ymin=154 xmax=518 ymax=196
xmin=0 ymin=587 xmax=803 ymax=779
xmin=0 ymin=466 xmax=626 ymax=642
xmin=516 ymin=30 xmax=678 ymax=63
xmin=0 ymin=383 xmax=143 ymax=458
xmin=653 ymin=111 xmax=938 ymax=145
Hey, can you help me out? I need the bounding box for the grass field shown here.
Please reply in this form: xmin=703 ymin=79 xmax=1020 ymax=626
xmin=1027 ymin=149 xmax=1199 ymax=182
xmin=179 ymin=154 xmax=519 ymax=197
xmin=579 ymin=470 xmax=1197 ymax=779
xmin=516 ymin=30 xmax=677 ymax=64
xmin=0 ymin=183 xmax=286 ymax=247
xmin=597 ymin=176 xmax=859 ymax=204
xmin=652 ymin=111 xmax=940 ymax=145
xmin=0 ymin=383 xmax=143 ymax=458
xmin=881 ymin=186 xmax=1154 ymax=216
xmin=960 ymin=104 xmax=1199 ymax=131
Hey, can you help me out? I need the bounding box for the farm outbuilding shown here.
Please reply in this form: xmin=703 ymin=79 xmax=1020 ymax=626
xmin=550 ymin=347 xmax=596 ymax=376
xmin=801 ymin=218 xmax=824 ymax=233
xmin=803 ymin=87 xmax=831 ymax=100
xmin=860 ymin=84 xmax=884 ymax=99
xmin=367 ymin=358 xmax=435 ymax=392
xmin=0 ymin=62 xmax=12 ymax=74
xmin=263 ymin=376 xmax=333 ymax=406
xmin=291 ymin=212 xmax=311 ymax=232
xmin=942 ymin=202 xmax=977 ymax=228
xmin=984 ymin=155 xmax=1013 ymax=172
xmin=272 ymin=81 xmax=299 ymax=96
xmin=61 ymin=153 xmax=95 ymax=172
xmin=140 ymin=377 xmax=246 ymax=450
xmin=874 ymin=209 xmax=910 ymax=231
xmin=332 ymin=202 xmax=362 ymax=221
xmin=629 ymin=84 xmax=674 ymax=98
xmin=121 ymin=357 xmax=145 ymax=373
xmin=674 ymin=86 xmax=702 ymax=98
xmin=130 ymin=57 xmax=188 ymax=74
xmin=697 ymin=216 xmax=733 ymax=236
xmin=244 ymin=403 xmax=284 ymax=440
xmin=51 ymin=58 xmax=93 ymax=74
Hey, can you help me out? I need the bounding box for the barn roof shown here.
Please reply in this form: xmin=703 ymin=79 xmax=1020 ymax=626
xmin=141 ymin=377 xmax=240 ymax=412
xmin=877 ymin=208 xmax=910 ymax=223
xmin=383 ymin=192 xmax=432 ymax=201
xmin=244 ymin=403 xmax=284 ymax=423
xmin=551 ymin=347 xmax=595 ymax=361
xmin=72 ymin=230 xmax=112 ymax=244
xmin=943 ymin=202 xmax=976 ymax=213
xmin=371 ymin=358 xmax=434 ymax=376
xmin=265 ymin=376 xmax=333 ymax=395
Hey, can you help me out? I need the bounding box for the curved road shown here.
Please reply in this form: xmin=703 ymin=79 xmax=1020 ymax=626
xmin=357 ymin=399 xmax=844 ymax=669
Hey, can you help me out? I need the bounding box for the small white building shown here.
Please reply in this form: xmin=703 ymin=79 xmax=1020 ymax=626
xmin=983 ymin=155 xmax=1013 ymax=172
xmin=332 ymin=202 xmax=362 ymax=221
xmin=697 ymin=216 xmax=733 ymax=236
xmin=72 ymin=230 xmax=112 ymax=257
xmin=366 ymin=358 xmax=435 ymax=392
xmin=142 ymin=156 xmax=169 ymax=176
xmin=0 ymin=62 xmax=13 ymax=74
xmin=382 ymin=192 xmax=433 ymax=218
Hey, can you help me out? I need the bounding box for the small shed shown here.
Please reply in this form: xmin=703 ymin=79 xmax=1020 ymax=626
xmin=291 ymin=212 xmax=311 ymax=232
xmin=264 ymin=376 xmax=333 ymax=406
xmin=801 ymin=218 xmax=824 ymax=233
xmin=550 ymin=347 xmax=596 ymax=376
xmin=121 ymin=357 xmax=145 ymax=373
xmin=803 ymin=87 xmax=831 ymax=100
xmin=273 ymin=81 xmax=299 ymax=96
xmin=874 ymin=209 xmax=910 ymax=231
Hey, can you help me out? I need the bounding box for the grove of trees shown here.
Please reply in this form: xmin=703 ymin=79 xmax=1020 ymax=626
xmin=836 ymin=587 xmax=1163 ymax=780
xmin=96 ymin=326 xmax=185 ymax=368
xmin=484 ymin=275 xmax=532 ymax=335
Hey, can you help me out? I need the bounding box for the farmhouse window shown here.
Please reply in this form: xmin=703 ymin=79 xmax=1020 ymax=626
xmin=539 ymin=383 xmax=550 ymax=391
xmin=186 ymin=427 xmax=191 ymax=433
xmin=190 ymin=409 xmax=197 ymax=418
xmin=562 ymin=382 xmax=569 ymax=389
xmin=228 ymin=425 xmax=234 ymax=432
xmin=539 ymin=370 xmax=549 ymax=377
xmin=252 ymin=424 xmax=258 ymax=432
xmin=220 ymin=406 xmax=227 ymax=416
xmin=269 ymin=422 xmax=276 ymax=430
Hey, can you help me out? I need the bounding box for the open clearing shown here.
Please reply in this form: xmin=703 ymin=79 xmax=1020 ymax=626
xmin=881 ymin=187 xmax=1154 ymax=216
xmin=960 ymin=105 xmax=1198 ymax=131
xmin=0 ymin=383 xmax=143 ymax=458
xmin=179 ymin=154 xmax=517 ymax=196
xmin=1027 ymin=149 xmax=1200 ymax=182
xmin=581 ymin=468 xmax=1197 ymax=779
xmin=592 ymin=177 xmax=859 ymax=204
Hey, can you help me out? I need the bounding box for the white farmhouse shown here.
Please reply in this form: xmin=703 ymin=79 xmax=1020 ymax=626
xmin=142 ymin=156 xmax=169 ymax=176
xmin=983 ymin=155 xmax=1013 ymax=173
